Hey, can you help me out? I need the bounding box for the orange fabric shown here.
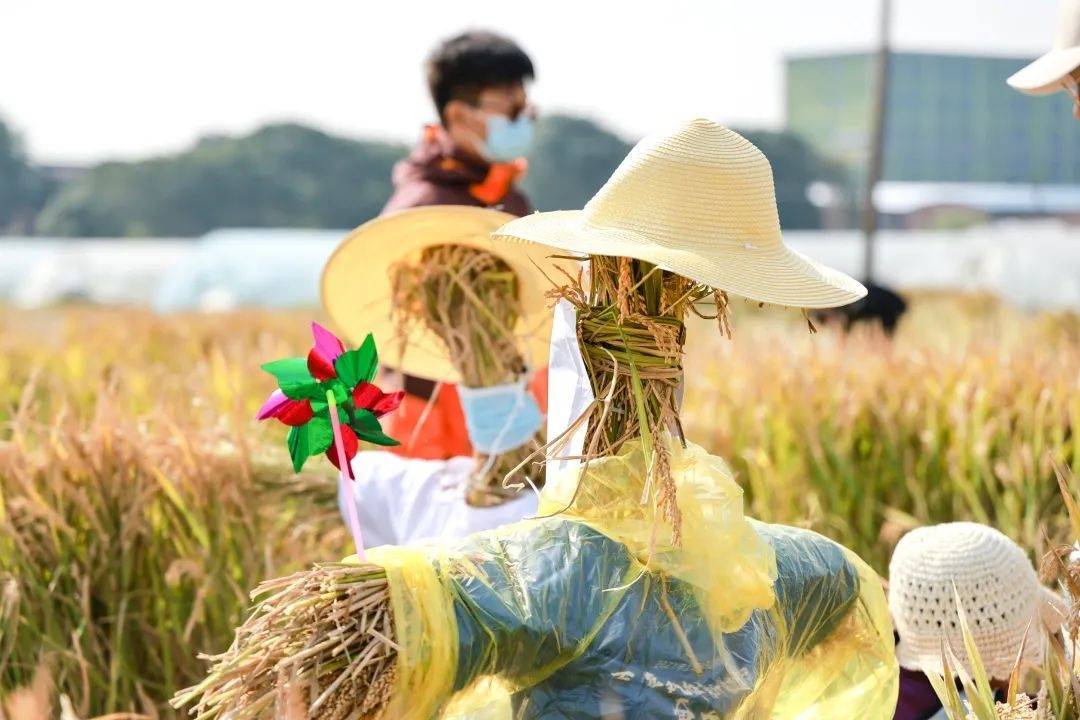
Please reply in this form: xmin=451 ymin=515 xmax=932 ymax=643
xmin=385 ymin=372 xmax=550 ymax=460
xmin=469 ymin=158 xmax=527 ymax=205
xmin=386 ymin=384 xmax=472 ymax=460
xmin=530 ymin=367 xmax=549 ymax=414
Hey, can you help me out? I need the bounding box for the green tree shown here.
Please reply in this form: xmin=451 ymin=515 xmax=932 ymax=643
xmin=523 ymin=117 xmax=842 ymax=229
xmin=37 ymin=124 xmax=406 ymax=237
xmin=522 ymin=114 xmax=632 ymax=212
xmin=35 ymin=117 xmax=843 ymax=237
xmin=0 ymin=117 xmax=54 ymax=233
xmin=735 ymin=129 xmax=845 ymax=230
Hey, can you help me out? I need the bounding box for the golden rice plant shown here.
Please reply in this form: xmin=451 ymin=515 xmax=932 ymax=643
xmin=0 ymin=292 xmax=1077 ymax=714
xmin=0 ymin=307 xmax=344 ymax=717
xmin=681 ymin=294 xmax=1079 ymax=571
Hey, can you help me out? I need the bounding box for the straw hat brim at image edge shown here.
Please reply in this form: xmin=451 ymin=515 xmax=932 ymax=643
xmin=493 ymin=210 xmax=867 ymax=309
xmin=321 ymin=205 xmax=577 ymax=384
xmin=1007 ymin=45 xmax=1080 ymax=94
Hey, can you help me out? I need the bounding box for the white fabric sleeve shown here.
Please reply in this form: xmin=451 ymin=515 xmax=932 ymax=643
xmin=342 ymin=451 xmax=538 ymax=548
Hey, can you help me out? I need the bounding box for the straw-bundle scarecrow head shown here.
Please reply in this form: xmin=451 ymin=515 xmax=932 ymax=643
xmin=321 ymin=205 xmax=579 ymax=504
xmin=494 ymin=118 xmax=866 ymax=540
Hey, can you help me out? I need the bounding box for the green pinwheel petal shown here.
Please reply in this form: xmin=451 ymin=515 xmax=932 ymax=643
xmin=286 ymin=416 xmax=334 ymax=472
xmin=263 ymin=357 xmax=321 ymax=400
xmin=357 ymin=430 xmax=400 ymax=447
xmin=334 ymin=334 xmax=378 ymax=386
xmin=309 ymin=399 xmax=348 ymax=425
xmin=323 ymin=378 xmax=349 ymax=406
xmin=351 ymin=408 xmax=400 ymax=447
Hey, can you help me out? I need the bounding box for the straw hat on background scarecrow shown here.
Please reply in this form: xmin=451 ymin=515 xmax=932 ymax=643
xmin=178 ymin=120 xmax=897 ymax=720
xmin=321 ymin=205 xmax=578 ymax=546
xmin=1008 ymin=0 xmax=1080 ymax=117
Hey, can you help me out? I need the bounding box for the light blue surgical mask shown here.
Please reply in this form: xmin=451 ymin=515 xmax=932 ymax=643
xmin=483 ymin=114 xmax=534 ymax=161
xmin=457 ymin=380 xmax=543 ymax=455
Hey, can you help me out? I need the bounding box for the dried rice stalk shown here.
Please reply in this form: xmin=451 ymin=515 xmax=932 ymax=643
xmin=546 ymin=255 xmax=731 ymax=544
xmin=172 ymin=563 xmax=396 ymax=719
xmin=390 ymin=244 xmax=543 ymax=506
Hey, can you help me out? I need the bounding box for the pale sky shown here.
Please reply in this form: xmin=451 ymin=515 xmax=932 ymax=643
xmin=2 ymin=0 xmax=1059 ymax=164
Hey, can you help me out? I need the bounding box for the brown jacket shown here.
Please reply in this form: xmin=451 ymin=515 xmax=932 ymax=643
xmin=382 ymin=125 xmax=531 ymax=216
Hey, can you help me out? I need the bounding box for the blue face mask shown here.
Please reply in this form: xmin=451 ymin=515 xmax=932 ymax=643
xmin=457 ymin=380 xmax=543 ymax=455
xmin=483 ymin=114 xmax=534 ymax=161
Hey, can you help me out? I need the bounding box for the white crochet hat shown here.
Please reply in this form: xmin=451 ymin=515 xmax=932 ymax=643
xmin=888 ymin=522 xmax=1065 ymax=681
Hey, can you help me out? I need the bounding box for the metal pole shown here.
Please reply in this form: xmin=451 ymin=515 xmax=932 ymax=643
xmin=861 ymin=0 xmax=892 ymax=282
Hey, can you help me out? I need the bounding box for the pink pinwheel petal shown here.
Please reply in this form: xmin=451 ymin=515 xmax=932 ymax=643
xmin=311 ymin=322 xmax=345 ymax=364
xmin=255 ymin=389 xmax=290 ymax=420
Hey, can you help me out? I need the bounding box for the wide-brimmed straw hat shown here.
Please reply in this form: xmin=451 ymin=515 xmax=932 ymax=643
xmin=1008 ymin=0 xmax=1080 ymax=94
xmin=492 ymin=118 xmax=866 ymax=309
xmin=322 ymin=205 xmax=576 ymax=383
xmin=888 ymin=522 xmax=1066 ymax=681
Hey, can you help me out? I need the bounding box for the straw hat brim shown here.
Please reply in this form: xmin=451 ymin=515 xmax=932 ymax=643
xmin=1008 ymin=46 xmax=1080 ymax=94
xmin=493 ymin=210 xmax=867 ymax=309
xmin=321 ymin=206 xmax=577 ymax=383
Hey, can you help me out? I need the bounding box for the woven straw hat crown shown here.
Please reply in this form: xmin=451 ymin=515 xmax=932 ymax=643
xmin=888 ymin=522 xmax=1064 ymax=681
xmin=493 ymin=118 xmax=866 ymax=309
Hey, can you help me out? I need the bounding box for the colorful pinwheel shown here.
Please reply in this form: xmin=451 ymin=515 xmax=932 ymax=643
xmin=256 ymin=323 xmax=402 ymax=479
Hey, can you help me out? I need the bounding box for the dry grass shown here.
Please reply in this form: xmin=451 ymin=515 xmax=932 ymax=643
xmin=0 ymin=293 xmax=1076 ymax=715
xmin=681 ymin=293 xmax=1079 ymax=570
xmin=172 ymin=563 xmax=395 ymax=720
xmin=0 ymin=307 xmax=346 ymax=718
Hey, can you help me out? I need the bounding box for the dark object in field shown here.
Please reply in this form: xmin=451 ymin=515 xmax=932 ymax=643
xmin=815 ymin=282 xmax=908 ymax=334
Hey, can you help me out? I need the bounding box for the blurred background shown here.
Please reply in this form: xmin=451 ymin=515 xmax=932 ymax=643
xmin=2 ymin=0 xmax=1078 ymax=309
xmin=2 ymin=2 xmax=1079 ymax=717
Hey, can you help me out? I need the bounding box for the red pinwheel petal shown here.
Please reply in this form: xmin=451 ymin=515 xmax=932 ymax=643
xmin=352 ymin=382 xmax=381 ymax=409
xmin=326 ymin=424 xmax=359 ymax=479
xmin=352 ymin=383 xmax=404 ymax=418
xmin=307 ymin=348 xmax=338 ymax=381
xmin=255 ymin=389 xmax=314 ymax=426
xmin=372 ymin=390 xmax=404 ymax=418
xmin=276 ymin=399 xmax=314 ymax=426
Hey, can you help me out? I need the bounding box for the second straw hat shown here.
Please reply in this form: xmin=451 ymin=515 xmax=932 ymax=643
xmin=321 ymin=205 xmax=576 ymax=383
xmin=493 ymin=118 xmax=866 ymax=309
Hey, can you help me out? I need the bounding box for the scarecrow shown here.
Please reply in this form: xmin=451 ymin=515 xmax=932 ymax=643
xmin=320 ymin=205 xmax=580 ymax=545
xmin=176 ymin=120 xmax=898 ymax=719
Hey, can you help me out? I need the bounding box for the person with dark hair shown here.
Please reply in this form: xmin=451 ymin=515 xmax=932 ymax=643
xmin=383 ymin=30 xmax=536 ymax=216
xmin=376 ymin=30 xmax=542 ymax=464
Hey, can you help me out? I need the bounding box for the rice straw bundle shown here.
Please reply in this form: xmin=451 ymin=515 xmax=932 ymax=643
xmin=172 ymin=562 xmax=396 ymax=719
xmin=389 ymin=243 xmax=543 ymax=506
xmin=547 ymin=255 xmax=731 ymax=544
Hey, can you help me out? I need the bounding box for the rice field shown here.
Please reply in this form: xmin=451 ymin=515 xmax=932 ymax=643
xmin=0 ymin=295 xmax=1076 ymax=717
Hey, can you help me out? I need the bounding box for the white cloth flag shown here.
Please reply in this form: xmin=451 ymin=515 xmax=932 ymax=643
xmin=545 ymin=298 xmax=595 ymax=485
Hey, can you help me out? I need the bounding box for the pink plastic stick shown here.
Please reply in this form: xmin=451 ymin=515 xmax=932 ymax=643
xmin=327 ymin=390 xmax=366 ymax=560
